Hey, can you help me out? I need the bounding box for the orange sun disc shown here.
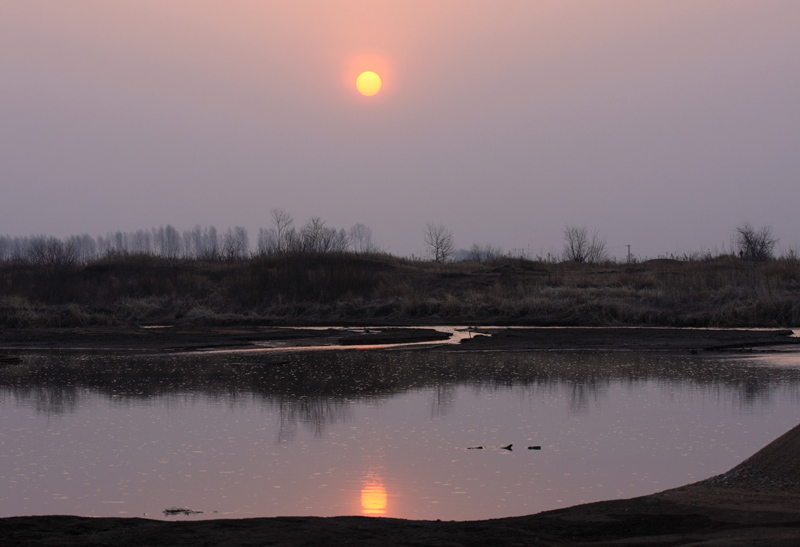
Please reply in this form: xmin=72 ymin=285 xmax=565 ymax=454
xmin=356 ymin=71 xmax=382 ymax=96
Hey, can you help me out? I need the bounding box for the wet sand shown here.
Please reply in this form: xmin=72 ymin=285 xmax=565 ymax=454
xmin=2 ymin=326 xmax=800 ymax=546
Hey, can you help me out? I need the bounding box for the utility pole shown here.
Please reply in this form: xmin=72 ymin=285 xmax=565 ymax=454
xmin=627 ymin=245 xmax=631 ymax=264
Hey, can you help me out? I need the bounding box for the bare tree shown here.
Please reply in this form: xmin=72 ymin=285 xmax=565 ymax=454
xmin=563 ymin=224 xmax=607 ymax=263
xmin=129 ymin=229 xmax=153 ymax=255
xmin=222 ymin=226 xmax=249 ymax=260
xmin=736 ymin=222 xmax=777 ymax=261
xmin=5 ymin=236 xmax=28 ymax=261
xmin=200 ymin=226 xmax=219 ymax=259
xmin=424 ymin=223 xmax=454 ymax=262
xmin=98 ymin=231 xmax=128 ymax=256
xmin=468 ymin=243 xmax=504 ymax=263
xmin=256 ymin=227 xmax=276 ymax=256
xmin=468 ymin=244 xmax=483 ymax=263
xmin=271 ymin=208 xmax=294 ymax=255
xmin=586 ymin=231 xmax=608 ymax=263
xmin=563 ymin=225 xmax=588 ymax=263
xmin=153 ymin=225 xmax=182 ymax=259
xmin=256 ymin=210 xmax=296 ymax=256
xmin=327 ymin=228 xmax=351 ymax=253
xmin=27 ymin=236 xmax=79 ymax=267
xmin=298 ymin=217 xmax=349 ymax=254
xmin=66 ymin=234 xmax=97 ymax=263
xmin=0 ymin=236 xmax=12 ymax=262
xmin=300 ymin=216 xmax=326 ymax=254
xmin=349 ymin=223 xmax=381 ymax=254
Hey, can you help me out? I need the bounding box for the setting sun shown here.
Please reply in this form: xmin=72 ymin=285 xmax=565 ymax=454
xmin=356 ymin=71 xmax=382 ymax=96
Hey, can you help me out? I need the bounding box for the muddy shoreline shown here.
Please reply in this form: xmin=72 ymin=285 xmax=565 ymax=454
xmin=2 ymin=326 xmax=800 ymax=546
xmin=0 ymin=325 xmax=797 ymax=354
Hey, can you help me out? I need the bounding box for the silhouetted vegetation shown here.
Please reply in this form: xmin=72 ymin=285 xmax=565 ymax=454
xmin=562 ymin=224 xmax=608 ymax=264
xmin=423 ymin=222 xmax=455 ymax=263
xmin=0 ymin=249 xmax=798 ymax=328
xmin=1 ymin=218 xmax=798 ymax=328
xmin=736 ymin=222 xmax=778 ymax=261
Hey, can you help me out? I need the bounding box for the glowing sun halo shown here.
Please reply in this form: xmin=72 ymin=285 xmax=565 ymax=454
xmin=356 ymin=71 xmax=382 ymax=96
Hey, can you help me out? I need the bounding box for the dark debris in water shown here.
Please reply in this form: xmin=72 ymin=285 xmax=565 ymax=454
xmin=467 ymin=443 xmax=536 ymax=451
xmin=163 ymin=507 xmax=203 ymax=516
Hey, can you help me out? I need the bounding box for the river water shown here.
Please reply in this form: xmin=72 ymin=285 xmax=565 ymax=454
xmin=1 ymin=348 xmax=799 ymax=521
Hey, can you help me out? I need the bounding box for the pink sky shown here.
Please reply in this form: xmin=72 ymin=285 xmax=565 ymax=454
xmin=2 ymin=1 xmax=798 ymax=258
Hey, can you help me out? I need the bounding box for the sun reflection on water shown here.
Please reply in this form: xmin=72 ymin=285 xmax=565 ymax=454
xmin=360 ymin=481 xmax=388 ymax=515
xmin=3 ymin=349 xmax=800 ymax=520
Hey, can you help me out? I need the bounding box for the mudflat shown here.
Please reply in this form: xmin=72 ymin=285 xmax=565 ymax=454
xmin=458 ymin=325 xmax=800 ymax=352
xmin=0 ymin=325 xmax=796 ymax=353
xmin=2 ymin=326 xmax=799 ymax=546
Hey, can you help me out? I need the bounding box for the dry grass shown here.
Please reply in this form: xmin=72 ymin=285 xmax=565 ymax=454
xmin=0 ymin=253 xmax=798 ymax=327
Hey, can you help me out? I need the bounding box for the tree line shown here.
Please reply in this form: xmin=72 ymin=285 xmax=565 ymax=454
xmin=422 ymin=221 xmax=784 ymax=264
xmin=0 ymin=209 xmax=786 ymax=267
xmin=0 ymin=209 xmax=384 ymax=266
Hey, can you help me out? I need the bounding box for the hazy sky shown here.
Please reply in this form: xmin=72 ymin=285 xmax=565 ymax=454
xmin=2 ymin=1 xmax=798 ymax=259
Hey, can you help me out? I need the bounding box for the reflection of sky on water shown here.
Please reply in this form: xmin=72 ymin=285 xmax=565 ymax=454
xmin=0 ymin=350 xmax=799 ymax=521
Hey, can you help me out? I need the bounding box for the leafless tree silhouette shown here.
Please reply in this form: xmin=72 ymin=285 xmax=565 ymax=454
xmin=736 ymin=222 xmax=777 ymax=261
xmin=563 ymin=224 xmax=607 ymax=263
xmin=222 ymin=226 xmax=249 ymax=260
xmin=424 ymin=222 xmax=454 ymax=262
xmin=468 ymin=243 xmax=504 ymax=263
xmin=271 ymin=208 xmax=295 ymax=255
xmin=349 ymin=223 xmax=381 ymax=254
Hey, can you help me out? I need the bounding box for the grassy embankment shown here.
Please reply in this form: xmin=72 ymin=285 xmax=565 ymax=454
xmin=0 ymin=253 xmax=798 ymax=328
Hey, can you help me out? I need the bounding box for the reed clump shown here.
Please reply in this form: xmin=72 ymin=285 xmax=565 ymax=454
xmin=0 ymin=253 xmax=797 ymax=328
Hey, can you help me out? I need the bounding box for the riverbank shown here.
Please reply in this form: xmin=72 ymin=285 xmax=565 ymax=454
xmin=4 ymin=420 xmax=800 ymax=546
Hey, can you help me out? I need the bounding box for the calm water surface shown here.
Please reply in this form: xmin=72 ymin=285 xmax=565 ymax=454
xmin=1 ymin=349 xmax=799 ymax=521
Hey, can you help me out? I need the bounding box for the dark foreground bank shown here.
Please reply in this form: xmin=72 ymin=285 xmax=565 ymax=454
xmin=4 ymin=420 xmax=800 ymax=546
